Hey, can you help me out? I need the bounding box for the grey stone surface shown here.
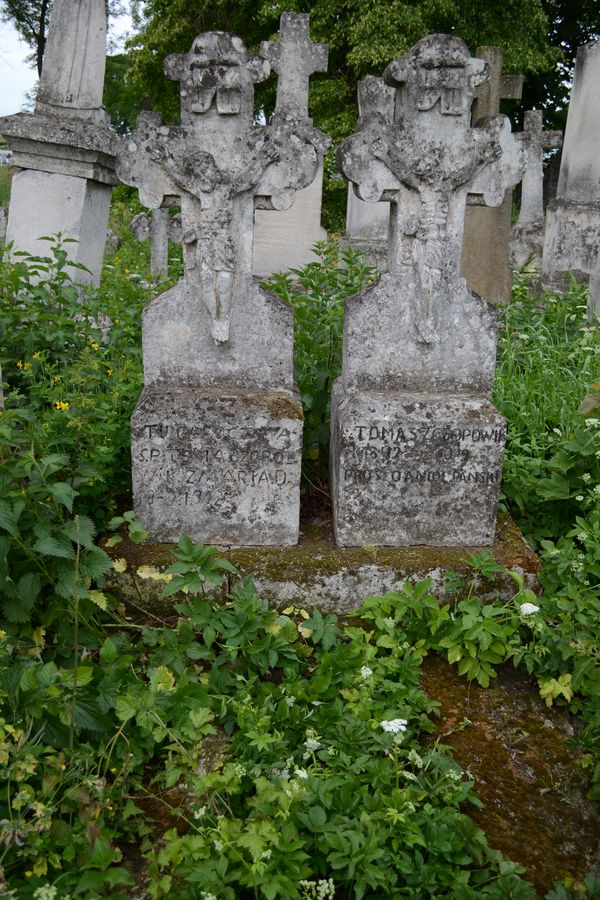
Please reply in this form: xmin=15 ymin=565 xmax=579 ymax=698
xmin=252 ymin=162 xmax=327 ymax=276
xmin=331 ymin=387 xmax=506 ymax=546
xmin=589 ymin=268 xmax=600 ymax=321
xmin=0 ymin=0 xmax=116 ymax=285
xmin=334 ymin=35 xmax=524 ymax=547
xmin=131 ymin=389 xmax=302 ymax=545
xmin=460 ymin=46 xmax=523 ymax=303
xmin=0 ymin=207 xmax=6 ymax=243
xmin=117 ymin=15 xmax=330 ymax=545
xmin=517 ymin=110 xmax=562 ymax=226
xmin=543 ymin=40 xmax=600 ymax=284
xmin=510 ymin=220 xmax=545 ymax=270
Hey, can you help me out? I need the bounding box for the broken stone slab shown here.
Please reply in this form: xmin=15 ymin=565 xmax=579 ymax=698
xmin=103 ymin=512 xmax=540 ymax=617
xmin=131 ymin=207 xmax=182 ymax=276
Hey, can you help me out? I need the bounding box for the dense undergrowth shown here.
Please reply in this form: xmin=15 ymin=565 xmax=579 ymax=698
xmin=0 ymin=215 xmax=599 ymax=898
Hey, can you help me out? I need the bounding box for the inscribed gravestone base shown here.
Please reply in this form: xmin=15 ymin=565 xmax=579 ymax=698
xmin=333 ymin=34 xmax=525 ymax=547
xmin=117 ymin=16 xmax=330 ymax=545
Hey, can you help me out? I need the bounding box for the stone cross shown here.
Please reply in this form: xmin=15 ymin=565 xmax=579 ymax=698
xmin=332 ymin=35 xmax=524 ymax=547
xmin=461 ymin=46 xmax=523 ymax=302
xmin=131 ymin=207 xmax=182 ymax=276
xmin=471 ymin=46 xmax=524 ymax=121
xmin=117 ymin=16 xmax=330 ymax=545
xmin=261 ymin=13 xmax=328 ymax=115
xmin=517 ymin=110 xmax=562 ymax=225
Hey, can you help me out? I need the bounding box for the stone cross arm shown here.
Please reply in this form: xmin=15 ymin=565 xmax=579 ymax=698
xmin=260 ymin=12 xmax=328 ymax=117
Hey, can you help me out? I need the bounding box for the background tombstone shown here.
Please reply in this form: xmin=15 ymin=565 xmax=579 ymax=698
xmin=542 ymin=39 xmax=600 ymax=286
xmin=252 ymin=15 xmax=328 ymax=276
xmin=333 ymin=35 xmax=525 ymax=547
xmin=0 ymin=0 xmax=117 ymax=285
xmin=345 ymin=76 xmax=395 ymax=243
xmin=510 ymin=110 xmax=562 ymax=269
xmin=460 ymin=46 xmax=523 ymax=302
xmin=131 ymin=207 xmax=182 ymax=277
xmin=117 ymin=15 xmax=330 ymax=545
xmin=0 ymin=208 xmax=6 ymax=244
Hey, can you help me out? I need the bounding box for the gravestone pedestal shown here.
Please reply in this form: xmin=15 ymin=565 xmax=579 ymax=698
xmin=132 ymin=388 xmax=302 ymax=545
xmin=331 ymin=385 xmax=505 ymax=546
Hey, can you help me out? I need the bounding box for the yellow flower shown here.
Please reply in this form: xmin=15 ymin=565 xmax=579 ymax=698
xmin=33 ymin=351 xmax=41 ymax=359
xmin=124 ymin=268 xmax=130 ymax=274
xmin=24 ymin=361 xmax=31 ymax=370
xmin=112 ymin=391 xmax=120 ymax=398
xmin=53 ymin=375 xmax=61 ymax=383
xmin=55 ymin=401 xmax=70 ymax=411
xmin=107 ymin=368 xmax=113 ymax=376
xmin=90 ymin=341 xmax=100 ymax=351
xmin=17 ymin=360 xmax=23 ymax=369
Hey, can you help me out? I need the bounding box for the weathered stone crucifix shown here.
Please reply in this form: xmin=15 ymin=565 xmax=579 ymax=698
xmin=118 ymin=17 xmax=329 ymax=344
xmin=331 ymin=35 xmax=525 ymax=548
xmin=338 ymin=35 xmax=525 ymax=348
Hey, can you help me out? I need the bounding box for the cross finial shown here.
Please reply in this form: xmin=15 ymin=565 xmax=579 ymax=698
xmin=261 ymin=12 xmax=328 ymax=117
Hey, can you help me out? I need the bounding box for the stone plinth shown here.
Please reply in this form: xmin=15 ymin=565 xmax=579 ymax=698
xmin=543 ymin=40 xmax=600 ymax=285
xmin=104 ymin=512 xmax=540 ymax=617
xmin=131 ymin=387 xmax=302 ymax=546
xmin=331 ymin=385 xmax=505 ymax=547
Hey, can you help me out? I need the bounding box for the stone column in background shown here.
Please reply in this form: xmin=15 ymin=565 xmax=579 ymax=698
xmin=131 ymin=207 xmax=182 ymax=277
xmin=510 ymin=110 xmax=562 ymax=269
xmin=542 ymin=39 xmax=600 ymax=286
xmin=117 ymin=15 xmax=330 ymax=545
xmin=333 ymin=35 xmax=525 ymax=547
xmin=460 ymin=46 xmax=523 ymax=302
xmin=0 ymin=0 xmax=117 ymax=285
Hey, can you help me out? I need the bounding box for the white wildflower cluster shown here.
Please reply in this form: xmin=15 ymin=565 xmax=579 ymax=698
xmin=233 ymin=763 xmax=247 ymax=778
xmin=285 ymin=694 xmax=296 ymax=708
xmin=360 ymin=665 xmax=373 ymax=680
xmin=213 ymin=839 xmax=224 ymax=853
xmin=380 ymin=718 xmax=408 ymax=734
xmin=585 ymin=417 xmax=600 ymax=428
xmin=445 ymin=770 xmax=462 ymax=782
xmin=33 ymin=887 xmax=57 ymax=900
xmin=299 ymin=877 xmax=336 ymax=899
xmin=582 ymin=473 xmax=592 ymax=483
xmin=303 ymin=730 xmax=322 ymax=759
xmin=383 ymin=616 xmax=395 ymax=631
xmin=200 ymin=893 xmax=218 ymax=900
xmin=519 ymin=602 xmax=540 ymax=617
xmin=194 ymin=805 xmax=207 ymax=819
xmin=594 ymin=482 xmax=600 ymax=491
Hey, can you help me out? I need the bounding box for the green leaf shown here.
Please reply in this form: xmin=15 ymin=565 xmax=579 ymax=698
xmin=0 ymin=501 xmax=19 ymax=537
xmin=115 ymin=694 xmax=137 ymax=722
xmin=33 ymin=535 xmax=76 ymax=559
xmin=99 ymin=637 xmax=118 ymax=663
xmin=64 ymin=516 xmax=97 ymax=548
xmin=49 ymin=482 xmax=78 ymax=512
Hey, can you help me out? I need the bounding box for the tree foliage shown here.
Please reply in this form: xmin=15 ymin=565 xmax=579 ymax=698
xmin=0 ymin=0 xmax=51 ymax=74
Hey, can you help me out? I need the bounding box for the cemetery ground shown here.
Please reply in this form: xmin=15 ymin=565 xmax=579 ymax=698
xmin=0 ymin=189 xmax=600 ymax=898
